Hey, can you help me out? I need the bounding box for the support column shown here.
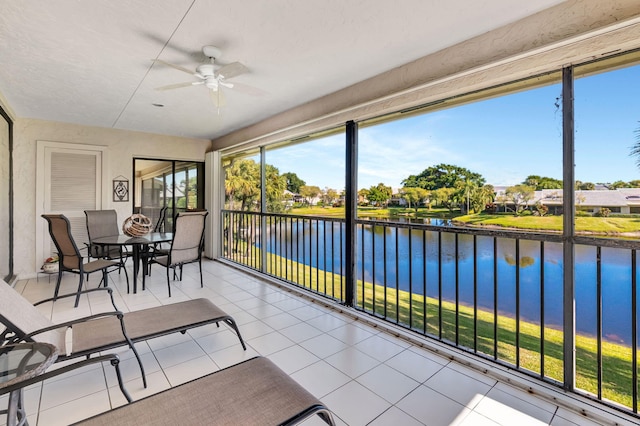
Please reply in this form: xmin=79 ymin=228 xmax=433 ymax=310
xmin=260 ymin=147 xmax=267 ymax=273
xmin=562 ymin=66 xmax=576 ymax=391
xmin=345 ymin=121 xmax=358 ymax=307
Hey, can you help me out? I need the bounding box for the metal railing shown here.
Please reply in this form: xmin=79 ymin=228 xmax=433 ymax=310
xmin=221 ymin=209 xmax=639 ymax=416
xmin=223 ymin=210 xmax=346 ymax=300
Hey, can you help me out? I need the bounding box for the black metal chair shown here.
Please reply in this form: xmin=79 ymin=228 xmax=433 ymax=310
xmin=154 ymin=206 xmax=168 ymax=232
xmin=84 ymin=210 xmax=130 ymax=290
xmin=147 ymin=210 xmax=208 ymax=297
xmin=42 ymin=214 xmax=120 ymax=307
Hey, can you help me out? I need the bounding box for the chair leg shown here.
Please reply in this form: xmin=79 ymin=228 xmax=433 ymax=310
xmin=199 ymin=259 xmax=203 ymax=288
xmin=317 ymin=410 xmax=336 ymax=425
xmin=121 ymin=258 xmax=129 ymax=290
xmin=74 ymin=274 xmax=84 ymax=307
xmin=224 ymin=318 xmax=247 ymax=350
xmin=102 ymin=269 xmax=109 ymax=288
xmin=53 ymin=270 xmax=63 ymax=300
xmin=126 ymin=265 xmax=131 ymax=293
xmin=128 ymin=343 xmax=147 ymax=389
xmin=166 ymin=265 xmax=172 ymax=297
xmin=143 ymin=256 xmax=150 ymax=290
xmin=141 ymin=263 xmax=146 ymax=291
xmin=117 ymin=317 xmax=148 ymax=389
xmin=110 ymin=357 xmax=133 ymax=403
xmin=171 ymin=266 xmax=178 ymax=281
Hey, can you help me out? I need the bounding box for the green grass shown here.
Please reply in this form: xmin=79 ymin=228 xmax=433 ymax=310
xmin=225 ymin=242 xmax=639 ymax=410
xmin=455 ymin=213 xmax=640 ymax=234
xmin=355 ymin=282 xmax=638 ymax=407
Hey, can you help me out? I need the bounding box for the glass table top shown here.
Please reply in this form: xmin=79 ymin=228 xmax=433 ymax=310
xmin=0 ymin=343 xmax=58 ymax=390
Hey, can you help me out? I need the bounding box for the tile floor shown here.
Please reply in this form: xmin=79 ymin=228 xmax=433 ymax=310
xmin=3 ymin=260 xmax=639 ymax=426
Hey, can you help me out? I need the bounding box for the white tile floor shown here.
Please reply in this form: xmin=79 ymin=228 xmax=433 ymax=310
xmin=3 ymin=260 xmax=640 ymax=426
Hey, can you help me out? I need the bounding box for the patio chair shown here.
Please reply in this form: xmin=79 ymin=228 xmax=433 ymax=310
xmin=42 ymin=214 xmax=120 ymax=307
xmin=143 ymin=206 xmax=169 ymax=276
xmin=0 ymin=282 xmax=137 ymax=400
xmin=147 ymin=210 xmax=208 ymax=297
xmin=0 ymin=280 xmax=247 ymax=393
xmin=73 ymin=356 xmax=335 ymax=426
xmin=84 ymin=209 xmax=130 ymax=290
xmin=153 ymin=206 xmax=168 ymax=232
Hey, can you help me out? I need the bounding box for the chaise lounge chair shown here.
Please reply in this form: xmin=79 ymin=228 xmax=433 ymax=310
xmin=0 ymin=280 xmax=246 ymax=391
xmin=73 ymin=356 xmax=335 ymax=426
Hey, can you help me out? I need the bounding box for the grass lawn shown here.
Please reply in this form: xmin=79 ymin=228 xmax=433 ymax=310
xmin=455 ymin=213 xmax=640 ymax=234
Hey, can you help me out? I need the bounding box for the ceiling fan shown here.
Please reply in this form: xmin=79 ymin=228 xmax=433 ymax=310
xmin=153 ymin=46 xmax=261 ymax=107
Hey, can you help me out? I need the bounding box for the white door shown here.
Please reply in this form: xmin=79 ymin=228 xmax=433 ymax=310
xmin=36 ymin=141 xmax=108 ymax=271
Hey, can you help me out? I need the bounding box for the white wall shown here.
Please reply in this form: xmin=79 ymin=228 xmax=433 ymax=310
xmin=13 ymin=118 xmax=210 ymax=278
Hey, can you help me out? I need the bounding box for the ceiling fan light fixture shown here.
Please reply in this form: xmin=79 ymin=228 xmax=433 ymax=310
xmin=204 ymin=78 xmax=219 ymax=90
xmin=196 ymin=63 xmax=216 ymax=77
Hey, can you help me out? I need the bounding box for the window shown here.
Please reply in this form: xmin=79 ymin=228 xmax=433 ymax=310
xmin=264 ymin=130 xmax=345 ymax=214
xmin=134 ymin=159 xmax=204 ymax=232
xmin=359 ymin=71 xmax=563 ymax=226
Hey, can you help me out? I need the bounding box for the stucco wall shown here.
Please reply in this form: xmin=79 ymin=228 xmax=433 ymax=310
xmin=12 ymin=118 xmax=210 ymax=278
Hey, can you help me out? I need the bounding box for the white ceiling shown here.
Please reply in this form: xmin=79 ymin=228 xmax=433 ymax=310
xmin=0 ymin=0 xmax=566 ymax=141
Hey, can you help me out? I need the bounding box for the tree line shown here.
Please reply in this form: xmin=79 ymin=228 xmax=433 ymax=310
xmin=224 ymin=158 xmax=638 ymax=214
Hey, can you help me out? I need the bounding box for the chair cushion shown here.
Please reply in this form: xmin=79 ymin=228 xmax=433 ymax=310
xmin=0 ymin=280 xmax=67 ymax=352
xmin=71 ymin=299 xmax=230 ymax=354
xmin=83 ymin=259 xmax=119 ymax=273
xmin=74 ymin=357 xmax=329 ymax=426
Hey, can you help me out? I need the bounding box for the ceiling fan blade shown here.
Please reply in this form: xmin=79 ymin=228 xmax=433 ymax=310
xmin=216 ymin=61 xmax=249 ymax=79
xmin=152 ymin=59 xmax=195 ymax=76
xmin=155 ymin=81 xmax=203 ymax=91
xmin=229 ymin=81 xmax=267 ymax=96
xmin=210 ymin=88 xmax=227 ymax=108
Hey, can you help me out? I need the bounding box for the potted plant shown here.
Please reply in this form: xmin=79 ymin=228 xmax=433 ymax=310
xmin=42 ymin=255 xmax=59 ymax=273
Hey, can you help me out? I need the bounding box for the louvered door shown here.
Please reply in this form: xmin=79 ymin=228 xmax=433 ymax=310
xmin=36 ymin=141 xmax=108 ymax=271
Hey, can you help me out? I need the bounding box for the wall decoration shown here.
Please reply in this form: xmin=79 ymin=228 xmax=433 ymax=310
xmin=113 ymin=175 xmax=129 ymax=202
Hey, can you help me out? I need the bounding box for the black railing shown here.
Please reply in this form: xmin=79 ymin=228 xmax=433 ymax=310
xmin=221 ymin=209 xmax=640 ymax=416
xmin=222 ymin=211 xmax=346 ymax=301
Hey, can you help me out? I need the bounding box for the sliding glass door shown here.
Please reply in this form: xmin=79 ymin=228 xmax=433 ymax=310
xmin=133 ymin=158 xmax=204 ymax=232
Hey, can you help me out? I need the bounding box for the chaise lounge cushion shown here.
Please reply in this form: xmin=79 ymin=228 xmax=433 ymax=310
xmin=74 ymin=356 xmax=334 ymax=426
xmin=72 ymin=298 xmax=231 ymax=353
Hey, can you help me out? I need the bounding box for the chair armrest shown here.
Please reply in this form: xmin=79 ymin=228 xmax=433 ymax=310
xmin=34 ymin=287 xmax=118 ymax=310
xmin=22 ymin=311 xmax=124 ymax=340
xmin=0 ymin=353 xmax=132 ymax=402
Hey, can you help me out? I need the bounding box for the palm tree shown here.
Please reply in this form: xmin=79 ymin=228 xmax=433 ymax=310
xmin=630 ymin=122 xmax=640 ymax=167
xmin=265 ymin=164 xmax=287 ymax=212
xmin=224 ymin=159 xmax=260 ymax=255
xmin=471 ymin=184 xmax=495 ymax=213
xmin=224 ymin=159 xmax=260 ymax=211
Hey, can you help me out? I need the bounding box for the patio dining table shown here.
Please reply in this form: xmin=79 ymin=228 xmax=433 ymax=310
xmin=92 ymin=232 xmax=173 ymax=294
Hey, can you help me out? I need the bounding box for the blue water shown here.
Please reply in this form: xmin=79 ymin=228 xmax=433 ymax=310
xmin=262 ymin=219 xmax=637 ymax=345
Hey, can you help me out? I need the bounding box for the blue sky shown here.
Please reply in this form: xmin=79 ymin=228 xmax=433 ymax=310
xmin=265 ymin=63 xmax=640 ymax=191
